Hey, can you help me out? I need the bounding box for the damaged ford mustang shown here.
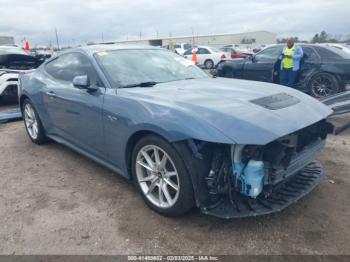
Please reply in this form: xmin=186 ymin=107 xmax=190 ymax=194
xmin=19 ymin=45 xmax=334 ymax=218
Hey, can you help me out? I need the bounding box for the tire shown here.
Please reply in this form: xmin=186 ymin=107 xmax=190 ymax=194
xmin=131 ymin=134 xmax=195 ymax=216
xmin=309 ymin=72 xmax=342 ymax=98
xmin=204 ymin=59 xmax=214 ymax=69
xmin=22 ymin=99 xmax=49 ymax=144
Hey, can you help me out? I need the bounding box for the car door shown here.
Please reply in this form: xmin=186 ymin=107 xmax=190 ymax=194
xmin=243 ymin=46 xmax=283 ymax=82
xmin=43 ymin=52 xmax=106 ymax=158
xmin=196 ymin=48 xmax=211 ymax=65
xmin=296 ymin=46 xmax=321 ymax=89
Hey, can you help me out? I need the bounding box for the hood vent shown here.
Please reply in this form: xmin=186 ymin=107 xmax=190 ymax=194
xmin=250 ymin=93 xmax=300 ymax=110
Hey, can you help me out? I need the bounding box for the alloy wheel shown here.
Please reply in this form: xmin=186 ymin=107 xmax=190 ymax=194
xmin=311 ymin=74 xmax=338 ymax=98
xmin=24 ymin=103 xmax=39 ymax=140
xmin=135 ymin=145 xmax=180 ymax=208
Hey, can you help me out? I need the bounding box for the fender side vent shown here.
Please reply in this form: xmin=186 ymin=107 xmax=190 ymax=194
xmin=250 ymin=93 xmax=300 ymax=110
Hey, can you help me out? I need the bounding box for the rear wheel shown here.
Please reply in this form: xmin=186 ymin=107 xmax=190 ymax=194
xmin=131 ymin=135 xmax=195 ymax=216
xmin=309 ymin=73 xmax=341 ymax=98
xmin=22 ymin=99 xmax=48 ymax=144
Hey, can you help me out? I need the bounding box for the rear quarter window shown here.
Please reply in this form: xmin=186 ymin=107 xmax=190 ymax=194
xmin=315 ymin=46 xmax=350 ymax=59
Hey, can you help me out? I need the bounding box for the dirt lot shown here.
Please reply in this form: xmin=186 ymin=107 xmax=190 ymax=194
xmin=0 ymin=116 xmax=350 ymax=255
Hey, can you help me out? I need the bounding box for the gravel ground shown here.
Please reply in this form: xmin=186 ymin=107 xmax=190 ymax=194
xmin=0 ymin=116 xmax=349 ymax=255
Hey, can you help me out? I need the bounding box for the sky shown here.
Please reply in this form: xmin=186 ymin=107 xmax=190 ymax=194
xmin=0 ymin=0 xmax=349 ymax=47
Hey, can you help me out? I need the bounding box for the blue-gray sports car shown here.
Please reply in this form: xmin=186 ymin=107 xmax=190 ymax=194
xmin=19 ymin=45 xmax=334 ymax=218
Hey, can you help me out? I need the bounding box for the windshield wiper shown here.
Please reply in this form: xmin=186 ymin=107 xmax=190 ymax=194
xmin=120 ymin=81 xmax=159 ymax=88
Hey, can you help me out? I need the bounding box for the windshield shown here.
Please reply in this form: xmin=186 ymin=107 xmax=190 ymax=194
xmin=95 ymin=49 xmax=208 ymax=88
xmin=183 ymin=44 xmax=192 ymax=50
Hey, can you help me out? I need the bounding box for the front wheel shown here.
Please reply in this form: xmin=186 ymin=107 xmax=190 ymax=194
xmin=131 ymin=135 xmax=195 ymax=216
xmin=22 ymin=99 xmax=48 ymax=144
xmin=309 ymin=73 xmax=342 ymax=98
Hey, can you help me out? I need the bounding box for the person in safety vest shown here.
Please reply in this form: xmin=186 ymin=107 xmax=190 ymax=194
xmin=279 ymin=38 xmax=304 ymax=87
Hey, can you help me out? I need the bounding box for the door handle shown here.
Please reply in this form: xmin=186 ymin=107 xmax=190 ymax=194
xmin=46 ymin=91 xmax=56 ymax=98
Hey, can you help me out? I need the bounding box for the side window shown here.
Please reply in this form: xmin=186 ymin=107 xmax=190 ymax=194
xmin=255 ymin=47 xmax=283 ymax=61
xmin=45 ymin=53 xmax=98 ymax=84
xmin=183 ymin=44 xmax=192 ymax=50
xmin=197 ymin=48 xmax=210 ymax=55
xmin=316 ymin=46 xmax=343 ymax=59
xmin=303 ymin=47 xmax=318 ymax=61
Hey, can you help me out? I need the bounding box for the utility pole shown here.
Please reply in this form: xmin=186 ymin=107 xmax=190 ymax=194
xmin=54 ymin=28 xmax=60 ymax=50
xmin=191 ymin=27 xmax=195 ymax=46
xmin=101 ymin=32 xmax=104 ymax=42
xmin=139 ymin=31 xmax=142 ymax=40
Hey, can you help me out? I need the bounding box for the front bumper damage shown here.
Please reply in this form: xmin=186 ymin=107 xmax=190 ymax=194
xmin=202 ymin=161 xmax=324 ymax=218
xmin=175 ymin=119 xmax=333 ymax=219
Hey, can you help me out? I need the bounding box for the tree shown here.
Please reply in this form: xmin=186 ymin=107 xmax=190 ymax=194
xmin=319 ymin=30 xmax=328 ymax=42
xmin=311 ymin=30 xmax=329 ymax=43
xmin=311 ymin=33 xmax=320 ymax=43
xmin=277 ymin=37 xmax=299 ymax=44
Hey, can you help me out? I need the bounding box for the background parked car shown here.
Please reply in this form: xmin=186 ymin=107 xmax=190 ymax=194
xmin=215 ymin=44 xmax=350 ymax=98
xmin=174 ymin=43 xmax=192 ymax=55
xmin=0 ymin=46 xmax=42 ymax=103
xmin=183 ymin=46 xmax=226 ymax=69
xmin=219 ymin=47 xmax=253 ymax=59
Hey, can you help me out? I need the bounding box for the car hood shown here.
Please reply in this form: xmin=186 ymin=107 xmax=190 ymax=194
xmin=118 ymin=77 xmax=333 ymax=144
xmin=0 ymin=54 xmax=40 ymax=70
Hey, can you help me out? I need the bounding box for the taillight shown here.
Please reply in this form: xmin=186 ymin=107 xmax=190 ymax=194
xmin=221 ymin=54 xmax=226 ymax=59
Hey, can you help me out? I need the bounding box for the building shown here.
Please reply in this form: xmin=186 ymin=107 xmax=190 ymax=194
xmin=112 ymin=31 xmax=276 ymax=48
xmin=0 ymin=36 xmax=15 ymax=46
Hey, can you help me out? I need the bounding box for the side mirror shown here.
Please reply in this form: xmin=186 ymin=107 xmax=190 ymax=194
xmin=73 ymin=75 xmax=90 ymax=89
xmin=250 ymin=55 xmax=255 ymax=62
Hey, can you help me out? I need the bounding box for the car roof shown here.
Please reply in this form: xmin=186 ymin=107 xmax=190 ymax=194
xmin=66 ymin=44 xmax=162 ymax=56
xmin=261 ymin=43 xmax=350 ymax=58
